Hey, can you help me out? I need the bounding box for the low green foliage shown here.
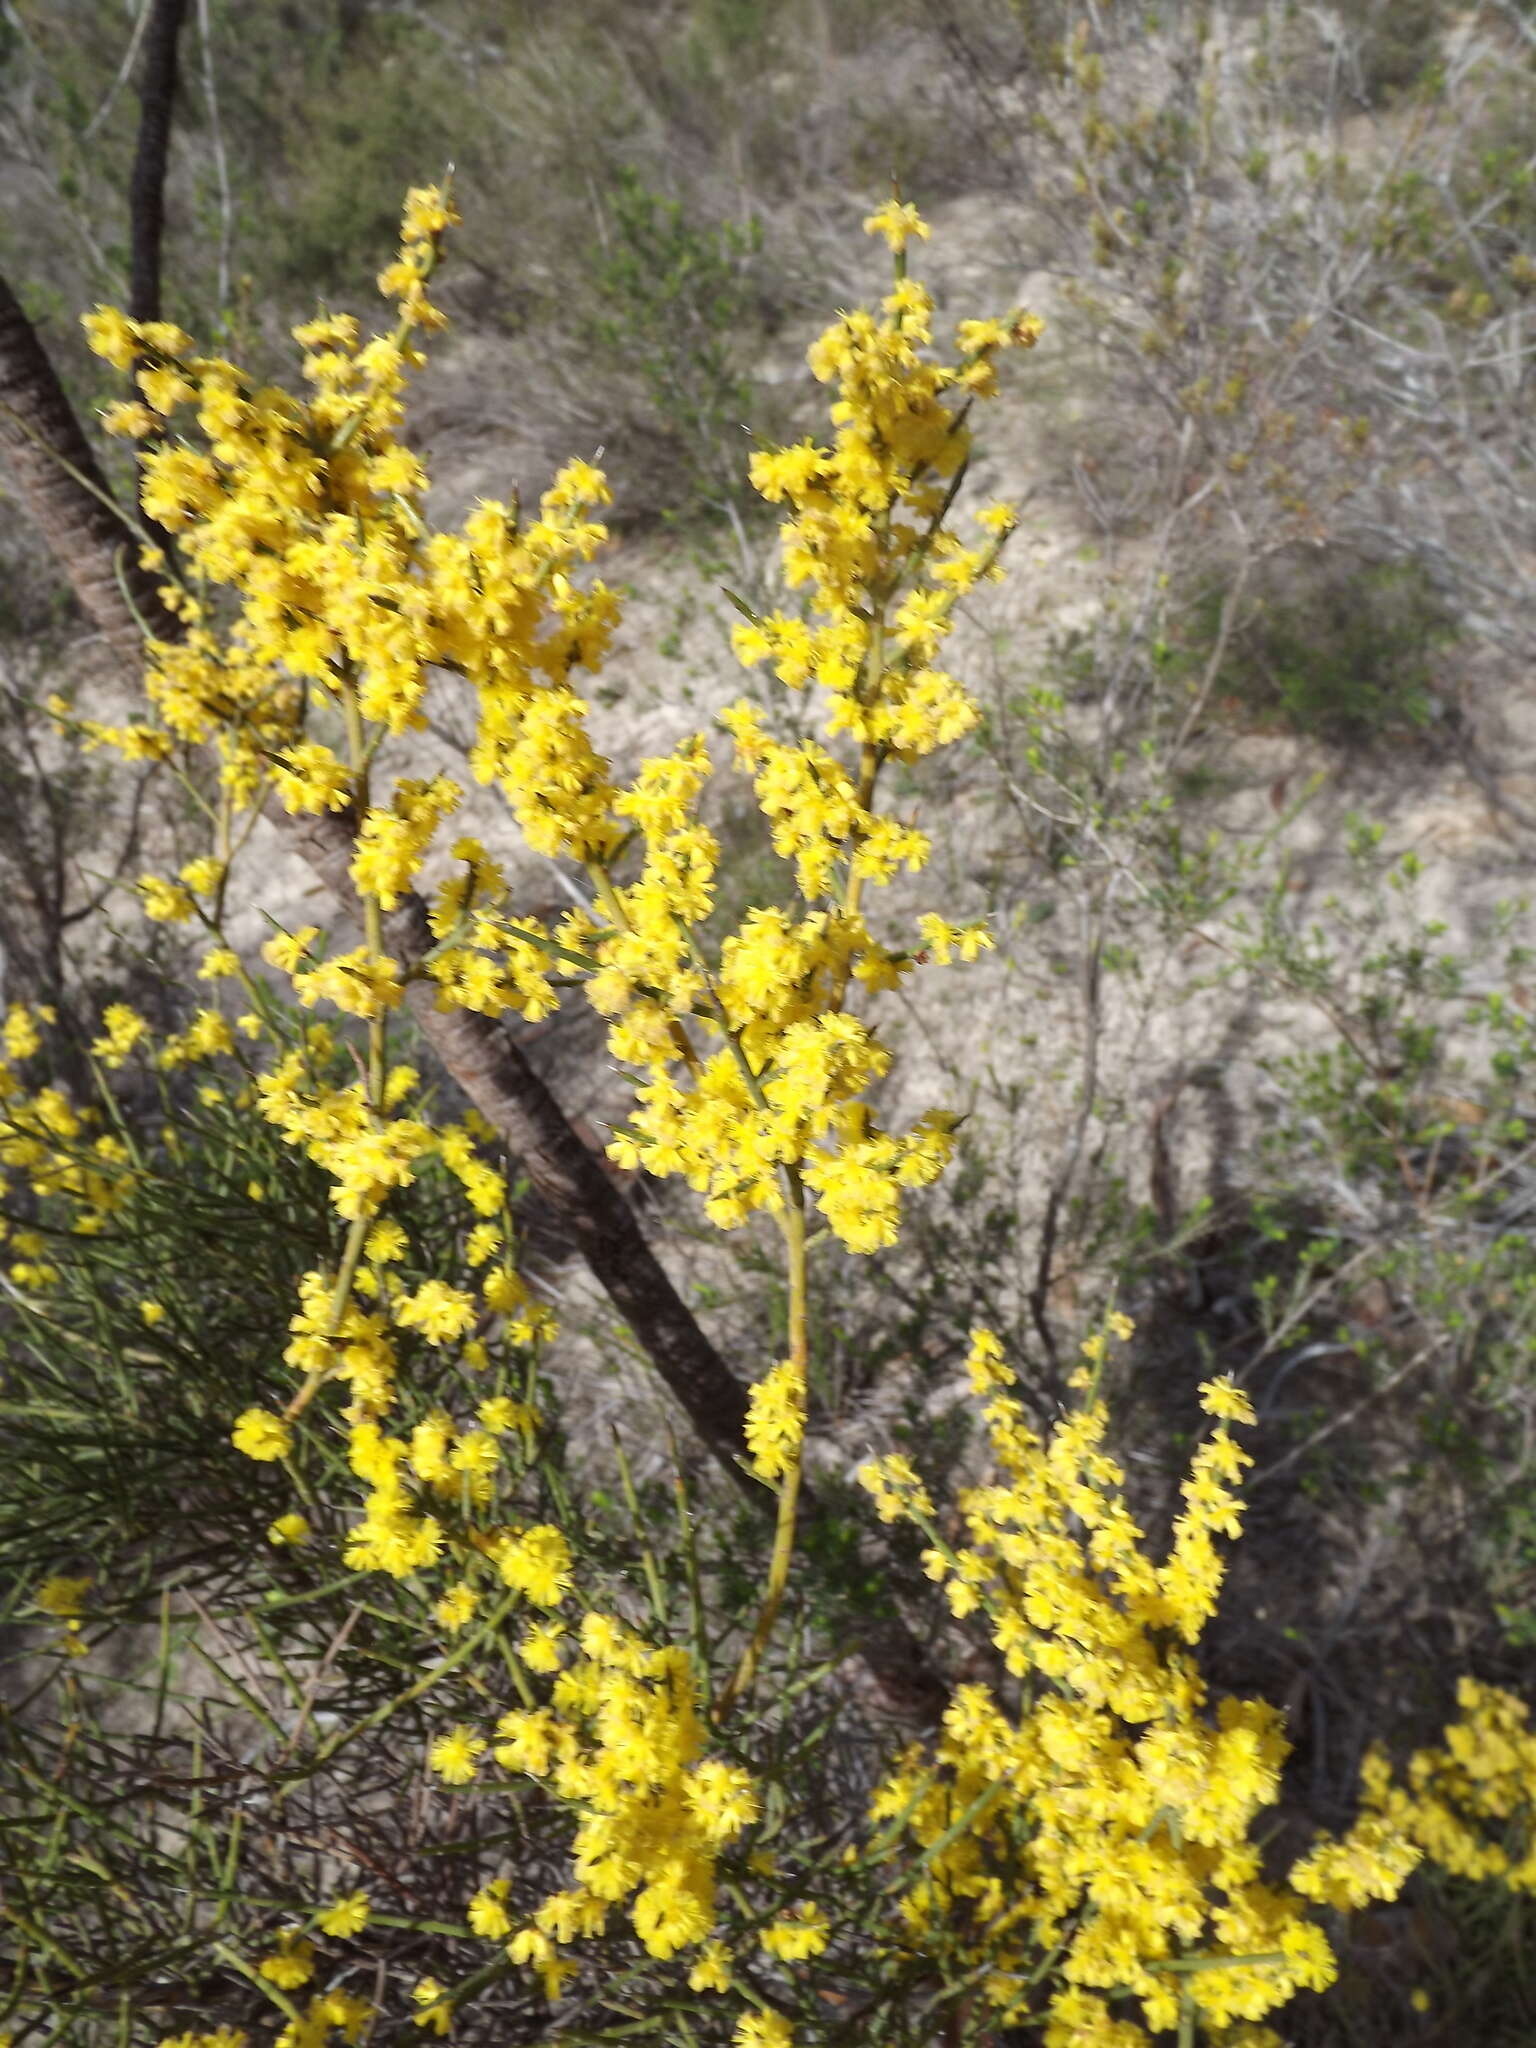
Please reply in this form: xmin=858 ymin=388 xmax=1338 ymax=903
xmin=588 ymin=169 xmax=764 ymax=519
xmin=1183 ymin=552 xmax=1457 ymax=744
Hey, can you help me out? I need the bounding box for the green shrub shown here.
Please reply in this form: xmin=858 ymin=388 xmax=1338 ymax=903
xmin=263 ymin=50 xmax=457 ymax=297
xmin=1344 ymin=0 xmax=1448 ymax=105
xmin=587 ymin=168 xmax=764 ymax=521
xmin=1185 ymin=550 xmax=1457 ymax=744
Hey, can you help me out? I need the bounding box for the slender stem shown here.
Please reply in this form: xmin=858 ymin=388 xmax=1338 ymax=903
xmin=832 ymin=588 xmax=891 ymax=1002
xmin=1177 ymin=1987 xmax=1196 ymax=2048
xmin=715 ymin=1187 xmax=808 ymax=1720
xmin=612 ymin=1428 xmax=670 ymax=1629
xmin=278 ymin=672 xmax=387 ymax=1424
xmin=281 ymin=1208 xmax=371 ymax=1423
xmin=671 ymin=1435 xmax=713 ymax=1715
xmin=842 ymin=736 xmax=883 ymax=933
xmin=841 ymin=587 xmax=884 ymax=931
xmin=210 ymin=1940 xmax=301 ymax=2025
xmin=284 ymin=1589 xmax=519 ymax=1782
xmin=339 ymin=676 xmax=387 ymax=1109
xmin=587 ymin=858 xmax=704 ymax=1078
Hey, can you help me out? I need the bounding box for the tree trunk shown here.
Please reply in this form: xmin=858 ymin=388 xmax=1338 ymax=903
xmin=0 ymin=274 xmax=177 ymax=661
xmin=130 ymin=0 xmax=190 ymax=325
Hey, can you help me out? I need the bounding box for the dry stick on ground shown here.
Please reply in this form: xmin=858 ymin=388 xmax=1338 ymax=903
xmin=0 ymin=267 xmax=947 ymax=1726
xmin=1028 ymin=875 xmax=1110 ymax=1378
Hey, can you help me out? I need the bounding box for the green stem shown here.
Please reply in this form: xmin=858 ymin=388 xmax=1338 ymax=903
xmin=671 ymin=1439 xmax=713 ymax=1715
xmin=339 ymin=676 xmax=386 ymax=1109
xmin=715 ymin=1188 xmax=808 ymax=1720
xmin=587 ymin=859 xmax=704 ymax=1079
xmin=612 ymin=1428 xmax=670 ymax=1630
xmin=283 ymin=1588 xmax=519 ymax=1782
xmin=281 ymin=1207 xmax=370 ymax=1423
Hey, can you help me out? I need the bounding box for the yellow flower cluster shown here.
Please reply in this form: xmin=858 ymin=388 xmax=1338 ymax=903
xmin=81 ymin=189 xmax=621 ymax=916
xmin=743 ymin=1358 xmax=805 ymax=1481
xmin=351 ymin=775 xmax=461 ymax=910
xmin=733 ymin=254 xmax=1039 ymax=760
xmin=580 ymin=212 xmax=1033 ymax=1251
xmin=1307 ymin=1677 xmax=1536 ymax=1896
xmin=339 ymin=1411 xmax=559 ymax=1585
xmin=90 ymin=1001 xmax=150 ymax=1068
xmin=855 ymin=1328 xmax=1410 ymax=2042
xmin=165 ymin=1966 xmax=370 ymax=2048
xmin=33 ymin=1572 xmax=92 ymax=1658
xmin=276 ymin=1988 xmax=373 ymax=2048
xmin=254 ymin=1032 xmax=434 ymax=1224
xmin=79 ymin=188 xmax=1025 ymax=1311
xmin=468 ymin=1611 xmax=760 ymax=1995
xmin=1 ymin=1008 xmax=138 ymax=1261
xmin=34 ymin=1572 xmax=92 ymax=1618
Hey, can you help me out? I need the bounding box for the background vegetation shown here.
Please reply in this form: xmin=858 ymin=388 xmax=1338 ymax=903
xmin=4 ymin=1 xmax=1536 ymax=2041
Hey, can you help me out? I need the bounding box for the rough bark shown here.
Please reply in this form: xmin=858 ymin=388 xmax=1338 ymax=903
xmin=0 ymin=273 xmax=177 ymax=659
xmin=129 ymin=0 xmax=190 ymax=325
